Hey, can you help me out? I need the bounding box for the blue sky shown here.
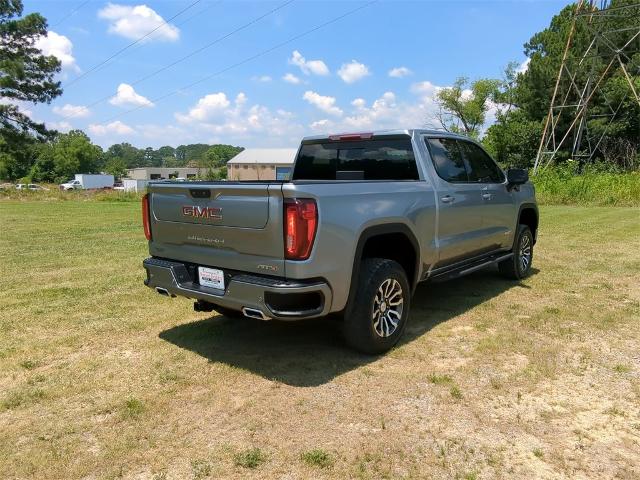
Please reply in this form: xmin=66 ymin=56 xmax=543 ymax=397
xmin=27 ymin=0 xmax=570 ymax=148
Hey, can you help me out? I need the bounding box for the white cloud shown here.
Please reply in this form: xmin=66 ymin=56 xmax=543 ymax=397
xmin=303 ymin=91 xmax=343 ymax=117
xmin=337 ymin=61 xmax=370 ymax=84
xmin=98 ymin=3 xmax=179 ymax=42
xmin=351 ymin=98 xmax=366 ymax=109
xmin=289 ymin=50 xmax=329 ymax=76
xmin=35 ymin=31 xmax=79 ymax=72
xmin=309 ymin=86 xmax=448 ymax=134
xmin=175 ymin=92 xmax=231 ymax=123
xmin=310 ymin=119 xmax=333 ymax=131
xmin=388 ymin=66 xmax=412 ymax=78
xmin=235 ymin=92 xmax=247 ymax=106
xmin=174 ymin=92 xmax=303 ymax=143
xmin=52 ymin=104 xmax=90 ymax=118
xmin=517 ymin=58 xmax=531 ymax=74
xmin=253 ymin=75 xmax=272 ymax=82
xmin=343 ymin=92 xmax=399 ymax=129
xmin=109 ymin=83 xmax=154 ymax=108
xmin=411 ymin=80 xmax=440 ymax=96
xmin=88 ymin=120 xmax=135 ymax=136
xmin=282 ymin=73 xmax=301 ymax=84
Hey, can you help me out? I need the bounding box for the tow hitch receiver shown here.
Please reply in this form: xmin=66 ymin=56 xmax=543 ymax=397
xmin=194 ymin=300 xmax=215 ymax=312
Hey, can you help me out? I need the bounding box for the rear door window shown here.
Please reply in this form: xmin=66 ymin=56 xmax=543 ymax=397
xmin=292 ymin=138 xmax=419 ymax=180
xmin=425 ymin=138 xmax=468 ymax=182
xmin=457 ymin=140 xmax=505 ymax=183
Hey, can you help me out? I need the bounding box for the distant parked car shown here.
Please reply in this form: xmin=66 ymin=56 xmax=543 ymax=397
xmin=16 ymin=183 xmax=49 ymax=191
xmin=113 ymin=182 xmax=125 ymax=191
xmin=59 ymin=179 xmax=82 ymax=190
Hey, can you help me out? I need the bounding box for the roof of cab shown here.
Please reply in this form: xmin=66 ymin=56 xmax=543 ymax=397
xmin=300 ymin=129 xmax=471 ymax=143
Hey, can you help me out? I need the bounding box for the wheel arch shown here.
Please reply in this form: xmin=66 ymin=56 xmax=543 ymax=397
xmin=344 ymin=223 xmax=421 ymax=314
xmin=517 ymin=203 xmax=539 ymax=245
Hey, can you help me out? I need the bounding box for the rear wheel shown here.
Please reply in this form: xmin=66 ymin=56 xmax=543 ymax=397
xmin=499 ymin=225 xmax=534 ymax=279
xmin=343 ymin=258 xmax=411 ymax=354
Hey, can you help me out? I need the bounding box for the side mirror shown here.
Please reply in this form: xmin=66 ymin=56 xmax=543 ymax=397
xmin=507 ymin=168 xmax=528 ymax=187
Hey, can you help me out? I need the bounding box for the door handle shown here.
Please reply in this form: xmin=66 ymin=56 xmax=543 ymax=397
xmin=441 ymin=195 xmax=455 ymax=203
xmin=482 ymin=193 xmax=493 ymax=200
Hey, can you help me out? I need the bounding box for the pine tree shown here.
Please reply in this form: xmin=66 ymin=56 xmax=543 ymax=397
xmin=0 ymin=0 xmax=62 ymax=179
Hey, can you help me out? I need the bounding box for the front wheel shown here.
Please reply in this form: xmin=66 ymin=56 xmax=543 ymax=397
xmin=499 ymin=225 xmax=534 ymax=279
xmin=343 ymin=258 xmax=411 ymax=355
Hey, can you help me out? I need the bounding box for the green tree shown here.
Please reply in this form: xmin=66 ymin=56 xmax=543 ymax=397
xmin=31 ymin=130 xmax=102 ymax=183
xmin=205 ymin=144 xmax=243 ymax=168
xmin=483 ymin=110 xmax=543 ymax=168
xmin=433 ymin=77 xmax=501 ymax=139
xmin=0 ymin=0 xmax=62 ymax=180
xmin=517 ymin=4 xmax=591 ymax=121
xmin=104 ymin=156 xmax=128 ymax=178
xmin=175 ymin=143 xmax=213 ymax=165
xmin=162 ymin=155 xmax=182 ymax=168
xmin=157 ymin=145 xmax=175 ymax=166
xmin=104 ymin=143 xmax=144 ymax=169
xmin=0 ymin=132 xmax=38 ymax=180
xmin=157 ymin=145 xmax=175 ymax=158
xmin=487 ymin=0 xmax=639 ymax=171
xmin=143 ymin=147 xmax=163 ymax=167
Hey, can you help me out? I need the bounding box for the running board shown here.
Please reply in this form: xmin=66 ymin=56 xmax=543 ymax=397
xmin=429 ymin=253 xmax=513 ymax=282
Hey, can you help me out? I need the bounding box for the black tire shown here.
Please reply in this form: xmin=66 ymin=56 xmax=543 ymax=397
xmin=343 ymin=258 xmax=411 ymax=355
xmin=499 ymin=225 xmax=534 ymax=279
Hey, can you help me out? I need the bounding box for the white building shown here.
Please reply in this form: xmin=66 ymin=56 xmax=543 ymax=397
xmin=226 ymin=149 xmax=297 ymax=181
xmin=126 ymin=167 xmax=201 ymax=180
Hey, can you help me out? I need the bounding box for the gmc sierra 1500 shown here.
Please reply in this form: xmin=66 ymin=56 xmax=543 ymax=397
xmin=142 ymin=129 xmax=538 ymax=353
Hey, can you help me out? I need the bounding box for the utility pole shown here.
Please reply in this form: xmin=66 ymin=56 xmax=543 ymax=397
xmin=533 ymin=1 xmax=640 ymax=174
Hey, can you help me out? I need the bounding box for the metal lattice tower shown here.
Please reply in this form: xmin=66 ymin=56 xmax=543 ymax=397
xmin=533 ymin=0 xmax=640 ymax=173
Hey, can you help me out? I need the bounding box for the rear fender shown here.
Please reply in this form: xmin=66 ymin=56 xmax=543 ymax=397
xmin=344 ymin=223 xmax=421 ymax=314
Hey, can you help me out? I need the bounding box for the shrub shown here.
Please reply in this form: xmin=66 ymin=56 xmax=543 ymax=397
xmin=532 ymin=165 xmax=640 ymax=206
xmin=301 ymin=449 xmax=333 ymax=468
xmin=234 ymin=448 xmax=267 ymax=469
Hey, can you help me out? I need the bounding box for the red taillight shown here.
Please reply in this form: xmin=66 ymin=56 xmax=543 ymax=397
xmin=142 ymin=193 xmax=152 ymax=241
xmin=284 ymin=198 xmax=317 ymax=260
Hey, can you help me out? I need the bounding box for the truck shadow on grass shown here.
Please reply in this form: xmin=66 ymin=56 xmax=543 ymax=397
xmin=159 ymin=267 xmax=537 ymax=387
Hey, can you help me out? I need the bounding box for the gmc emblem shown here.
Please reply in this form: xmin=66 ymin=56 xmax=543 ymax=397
xmin=182 ymin=205 xmax=223 ymax=220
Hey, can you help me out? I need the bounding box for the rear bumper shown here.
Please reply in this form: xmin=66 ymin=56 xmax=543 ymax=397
xmin=143 ymin=257 xmax=332 ymax=320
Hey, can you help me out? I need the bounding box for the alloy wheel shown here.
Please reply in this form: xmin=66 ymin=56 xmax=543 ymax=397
xmin=519 ymin=234 xmax=532 ymax=272
xmin=372 ymin=278 xmax=404 ymax=337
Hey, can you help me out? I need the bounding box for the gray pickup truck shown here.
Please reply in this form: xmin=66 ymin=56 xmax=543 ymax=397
xmin=142 ymin=129 xmax=538 ymax=353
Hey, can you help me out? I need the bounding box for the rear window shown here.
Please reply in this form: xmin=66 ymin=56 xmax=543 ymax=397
xmin=292 ymin=137 xmax=419 ymax=181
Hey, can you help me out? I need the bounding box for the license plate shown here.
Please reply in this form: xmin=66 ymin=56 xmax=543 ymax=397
xmin=198 ymin=266 xmax=225 ymax=290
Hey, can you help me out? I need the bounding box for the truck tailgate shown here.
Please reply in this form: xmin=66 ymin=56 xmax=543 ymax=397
xmin=147 ymin=182 xmax=285 ymax=275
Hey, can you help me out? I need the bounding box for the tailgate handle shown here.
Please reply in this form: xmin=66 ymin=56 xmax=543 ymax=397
xmin=190 ymin=189 xmax=211 ymax=199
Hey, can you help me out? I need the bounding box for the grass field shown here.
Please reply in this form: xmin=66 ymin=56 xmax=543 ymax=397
xmin=0 ymin=200 xmax=638 ymax=479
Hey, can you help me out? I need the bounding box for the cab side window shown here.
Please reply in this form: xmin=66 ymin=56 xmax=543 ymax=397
xmin=457 ymin=140 xmax=505 ymax=183
xmin=426 ymin=138 xmax=468 ymax=182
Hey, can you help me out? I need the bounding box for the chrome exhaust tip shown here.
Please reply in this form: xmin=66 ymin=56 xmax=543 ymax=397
xmin=241 ymin=307 xmax=271 ymax=321
xmin=155 ymin=287 xmax=174 ymax=297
